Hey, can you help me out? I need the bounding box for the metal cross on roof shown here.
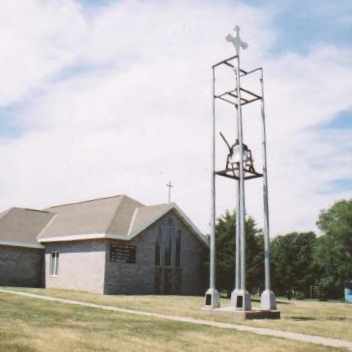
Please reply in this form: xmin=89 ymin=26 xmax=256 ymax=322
xmin=166 ymin=180 xmax=173 ymax=203
xmin=226 ymin=25 xmax=248 ymax=56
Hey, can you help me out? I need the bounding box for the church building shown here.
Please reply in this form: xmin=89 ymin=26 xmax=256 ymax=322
xmin=0 ymin=195 xmax=208 ymax=295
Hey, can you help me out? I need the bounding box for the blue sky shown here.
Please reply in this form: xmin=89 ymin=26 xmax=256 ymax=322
xmin=0 ymin=0 xmax=351 ymax=236
xmin=2 ymin=0 xmax=352 ymax=135
xmin=0 ymin=107 xmax=19 ymax=138
xmin=323 ymin=110 xmax=352 ymax=130
xmin=77 ymin=0 xmax=352 ymax=53
xmin=254 ymin=0 xmax=352 ymax=54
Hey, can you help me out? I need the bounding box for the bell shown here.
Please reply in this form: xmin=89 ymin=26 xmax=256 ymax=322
xmin=217 ymin=132 xmax=262 ymax=180
xmin=231 ymin=144 xmax=248 ymax=164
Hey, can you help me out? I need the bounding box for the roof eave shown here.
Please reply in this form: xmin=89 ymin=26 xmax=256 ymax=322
xmin=0 ymin=239 xmax=44 ymax=249
xmin=38 ymin=233 xmax=128 ymax=243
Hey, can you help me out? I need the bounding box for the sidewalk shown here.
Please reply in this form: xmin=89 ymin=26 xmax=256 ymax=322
xmin=1 ymin=288 xmax=352 ymax=351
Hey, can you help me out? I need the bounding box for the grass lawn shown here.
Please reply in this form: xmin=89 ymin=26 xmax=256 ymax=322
xmin=8 ymin=287 xmax=352 ymax=341
xmin=247 ymin=297 xmax=352 ymax=341
xmin=0 ymin=288 xmax=351 ymax=351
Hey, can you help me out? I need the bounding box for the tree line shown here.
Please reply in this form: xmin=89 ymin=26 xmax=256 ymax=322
xmin=214 ymin=198 xmax=352 ymax=300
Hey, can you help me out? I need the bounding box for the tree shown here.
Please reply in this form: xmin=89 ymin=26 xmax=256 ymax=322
xmin=271 ymin=231 xmax=317 ymax=298
xmin=315 ymin=199 xmax=352 ymax=298
xmin=215 ymin=211 xmax=264 ymax=294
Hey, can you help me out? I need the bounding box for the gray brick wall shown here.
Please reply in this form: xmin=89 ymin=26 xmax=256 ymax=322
xmin=41 ymin=210 xmax=207 ymax=295
xmin=104 ymin=233 xmax=155 ymax=295
xmin=0 ymin=245 xmax=44 ymax=287
xmin=104 ymin=211 xmax=207 ymax=295
xmin=44 ymin=240 xmax=106 ymax=294
xmin=178 ymin=224 xmax=207 ymax=295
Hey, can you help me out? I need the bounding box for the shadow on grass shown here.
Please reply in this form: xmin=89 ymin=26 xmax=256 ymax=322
xmin=251 ymin=298 xmax=292 ymax=305
xmin=290 ymin=316 xmax=316 ymax=321
xmin=290 ymin=316 xmax=349 ymax=321
xmin=275 ymin=300 xmax=292 ymax=305
xmin=327 ymin=316 xmax=347 ymax=321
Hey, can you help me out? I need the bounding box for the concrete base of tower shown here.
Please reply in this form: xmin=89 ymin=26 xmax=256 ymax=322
xmin=203 ymin=288 xmax=220 ymax=308
xmin=230 ymin=289 xmax=251 ymax=311
xmin=261 ymin=289 xmax=277 ymax=310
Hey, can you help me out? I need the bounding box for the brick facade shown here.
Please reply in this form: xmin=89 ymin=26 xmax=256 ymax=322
xmin=41 ymin=213 xmax=207 ymax=295
xmin=2 ymin=209 xmax=207 ymax=296
xmin=104 ymin=211 xmax=207 ymax=295
xmin=44 ymin=240 xmax=106 ymax=294
xmin=0 ymin=245 xmax=44 ymax=287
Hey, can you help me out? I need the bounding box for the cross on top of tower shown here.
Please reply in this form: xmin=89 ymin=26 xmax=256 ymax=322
xmin=226 ymin=25 xmax=248 ymax=56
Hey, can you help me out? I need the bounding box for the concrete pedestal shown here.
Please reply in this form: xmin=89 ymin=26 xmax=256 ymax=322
xmin=204 ymin=288 xmax=220 ymax=308
xmin=261 ymin=289 xmax=277 ymax=310
xmin=230 ymin=289 xmax=251 ymax=310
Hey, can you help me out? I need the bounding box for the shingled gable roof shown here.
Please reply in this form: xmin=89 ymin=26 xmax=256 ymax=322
xmin=0 ymin=208 xmax=55 ymax=248
xmin=37 ymin=195 xmax=207 ymax=245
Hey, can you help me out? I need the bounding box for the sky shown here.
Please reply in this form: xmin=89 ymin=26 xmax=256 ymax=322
xmin=0 ymin=0 xmax=351 ymax=237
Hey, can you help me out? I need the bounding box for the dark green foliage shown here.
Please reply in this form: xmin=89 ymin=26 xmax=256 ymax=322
xmin=315 ymin=199 xmax=352 ymax=299
xmin=271 ymin=232 xmax=317 ymax=298
xmin=215 ymin=211 xmax=264 ymax=294
xmin=245 ymin=218 xmax=265 ymax=293
xmin=270 ymin=198 xmax=352 ymax=300
xmin=215 ymin=211 xmax=235 ymax=294
xmin=213 ymin=198 xmax=352 ymax=301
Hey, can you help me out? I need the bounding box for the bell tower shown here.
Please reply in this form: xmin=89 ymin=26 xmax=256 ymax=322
xmin=204 ymin=26 xmax=277 ymax=313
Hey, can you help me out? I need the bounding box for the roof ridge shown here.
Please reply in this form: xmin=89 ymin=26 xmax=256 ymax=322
xmin=104 ymin=195 xmax=145 ymax=234
xmin=22 ymin=208 xmax=53 ymax=214
xmin=46 ymin=195 xmax=126 ymax=209
xmin=127 ymin=203 xmax=173 ymax=237
xmin=6 ymin=206 xmax=52 ymax=214
xmin=133 ymin=202 xmax=207 ymax=245
xmin=144 ymin=203 xmax=169 ymax=208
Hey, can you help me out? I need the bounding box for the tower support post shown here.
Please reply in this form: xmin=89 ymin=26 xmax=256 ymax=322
xmin=204 ymin=67 xmax=220 ymax=308
xmin=259 ymin=70 xmax=276 ymax=310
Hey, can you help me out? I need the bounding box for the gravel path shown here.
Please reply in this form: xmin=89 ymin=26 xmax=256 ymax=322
xmin=1 ymin=288 xmax=352 ymax=351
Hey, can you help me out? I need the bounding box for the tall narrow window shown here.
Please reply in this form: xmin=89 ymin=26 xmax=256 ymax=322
xmin=175 ymin=230 xmax=182 ymax=267
xmin=163 ymin=218 xmax=174 ymax=267
xmin=155 ymin=227 xmax=162 ymax=266
xmin=50 ymin=251 xmax=59 ymax=276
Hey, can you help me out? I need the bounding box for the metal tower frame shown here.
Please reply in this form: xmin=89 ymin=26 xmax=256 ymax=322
xmin=205 ymin=43 xmax=277 ymax=310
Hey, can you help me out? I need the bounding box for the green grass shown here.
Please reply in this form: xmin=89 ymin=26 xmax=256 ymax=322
xmin=0 ymin=288 xmax=351 ymax=351
xmin=245 ymin=297 xmax=352 ymax=340
xmin=8 ymin=287 xmax=352 ymax=341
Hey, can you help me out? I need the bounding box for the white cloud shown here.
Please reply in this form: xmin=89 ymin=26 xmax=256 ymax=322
xmin=0 ymin=0 xmax=86 ymax=106
xmin=0 ymin=0 xmax=351 ymax=238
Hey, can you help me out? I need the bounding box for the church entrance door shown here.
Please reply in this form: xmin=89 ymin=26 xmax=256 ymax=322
xmin=154 ymin=266 xmax=181 ymax=295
